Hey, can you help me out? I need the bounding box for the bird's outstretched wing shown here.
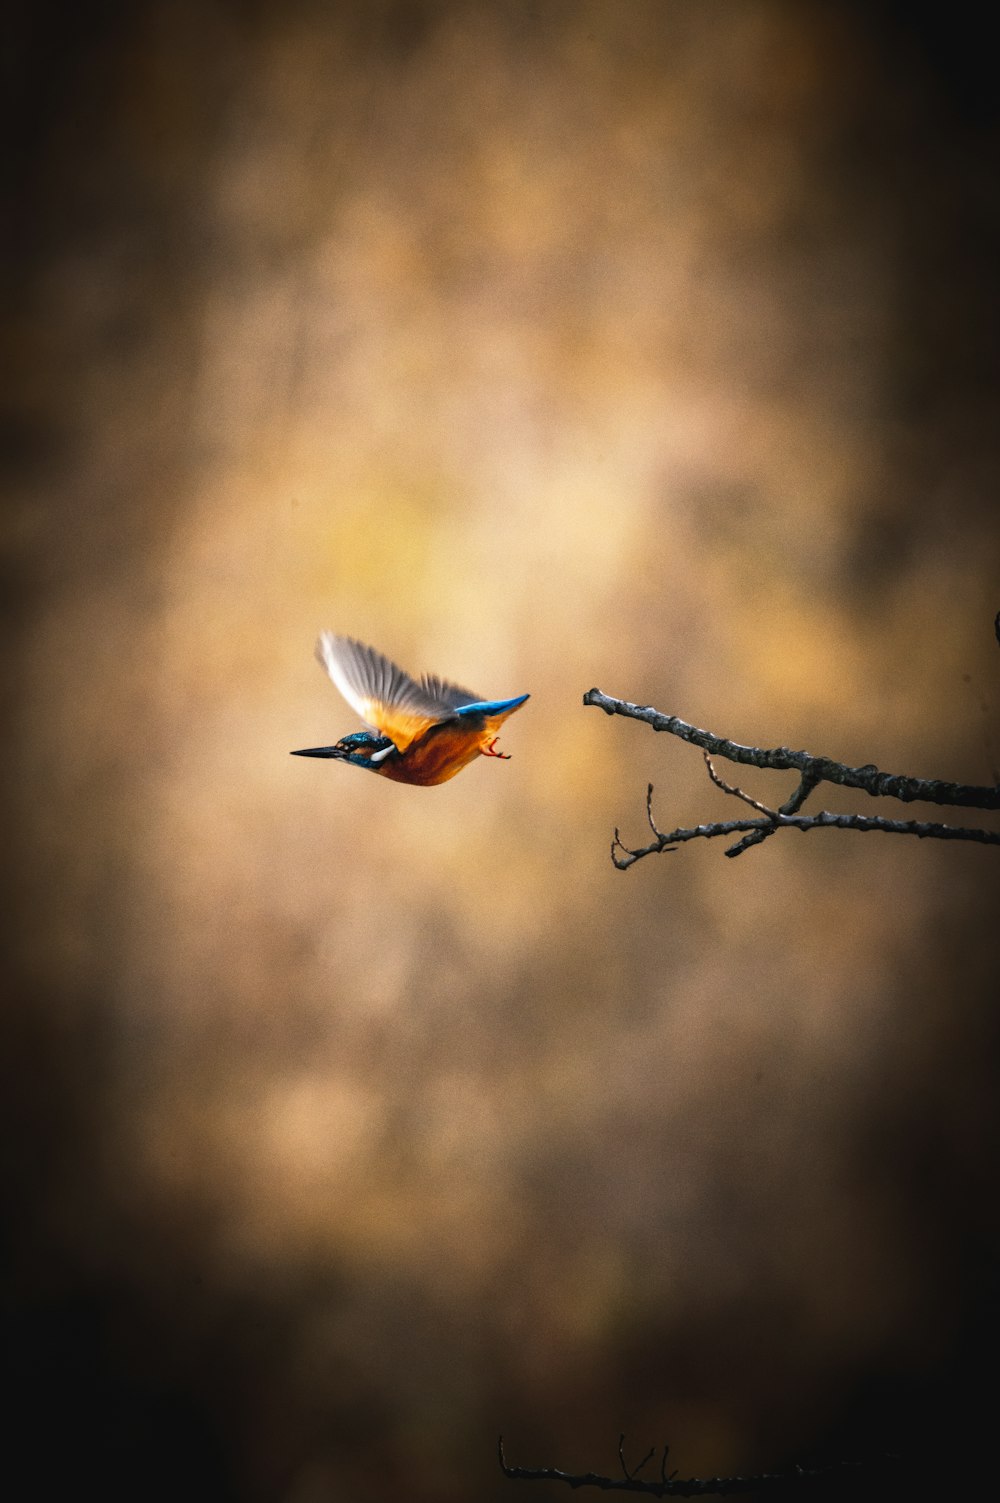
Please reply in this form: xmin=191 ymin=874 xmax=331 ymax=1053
xmin=315 ymin=634 xmax=479 ymax=751
xmin=419 ymin=672 xmax=483 ymax=710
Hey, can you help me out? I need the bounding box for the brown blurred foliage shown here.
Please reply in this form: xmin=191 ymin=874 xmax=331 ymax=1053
xmin=3 ymin=3 xmax=999 ymax=1499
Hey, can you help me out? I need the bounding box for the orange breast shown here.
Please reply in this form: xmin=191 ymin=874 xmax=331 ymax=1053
xmin=378 ymin=721 xmax=492 ymax=786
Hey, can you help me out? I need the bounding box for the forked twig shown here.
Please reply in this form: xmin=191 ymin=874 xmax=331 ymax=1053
xmin=499 ymin=1436 xmax=883 ymax=1497
xmin=585 ymin=689 xmax=1000 ymax=864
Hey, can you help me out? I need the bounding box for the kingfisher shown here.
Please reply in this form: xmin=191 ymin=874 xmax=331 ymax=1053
xmin=291 ymin=633 xmax=529 ymax=786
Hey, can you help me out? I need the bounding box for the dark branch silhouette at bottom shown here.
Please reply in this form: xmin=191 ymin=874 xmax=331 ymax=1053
xmin=499 ymin=1435 xmax=894 ymax=1497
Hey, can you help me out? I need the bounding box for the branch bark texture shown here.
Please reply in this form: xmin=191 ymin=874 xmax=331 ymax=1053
xmin=583 ymin=689 xmax=1000 ymax=863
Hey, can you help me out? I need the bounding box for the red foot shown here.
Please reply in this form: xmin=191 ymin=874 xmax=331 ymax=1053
xmin=483 ymin=737 xmax=511 ymax=760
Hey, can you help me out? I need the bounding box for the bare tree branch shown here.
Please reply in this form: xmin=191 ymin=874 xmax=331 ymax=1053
xmin=586 ymin=688 xmax=1000 ymax=863
xmin=498 ymin=1436 xmax=882 ymax=1497
xmin=612 ymin=802 xmax=1000 ymax=868
xmin=583 ymin=689 xmax=1000 ymax=810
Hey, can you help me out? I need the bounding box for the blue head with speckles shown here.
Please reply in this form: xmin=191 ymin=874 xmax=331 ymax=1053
xmin=290 ymin=730 xmax=397 ymax=772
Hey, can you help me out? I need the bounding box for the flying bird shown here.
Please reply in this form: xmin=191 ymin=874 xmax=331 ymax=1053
xmin=291 ymin=633 xmax=529 ymax=786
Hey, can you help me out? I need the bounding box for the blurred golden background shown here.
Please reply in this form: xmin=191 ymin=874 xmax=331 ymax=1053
xmin=4 ymin=3 xmax=999 ymax=1499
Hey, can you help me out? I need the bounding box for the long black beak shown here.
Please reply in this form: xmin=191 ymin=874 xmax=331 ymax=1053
xmin=290 ymin=746 xmax=344 ymax=758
